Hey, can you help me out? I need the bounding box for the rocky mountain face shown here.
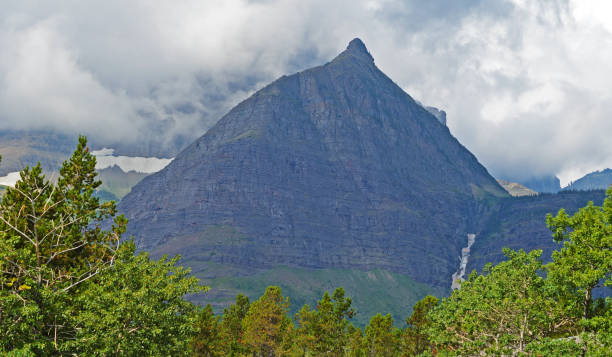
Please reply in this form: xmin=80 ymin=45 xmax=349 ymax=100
xmin=563 ymin=168 xmax=612 ymax=191
xmin=119 ymin=39 xmax=508 ymax=309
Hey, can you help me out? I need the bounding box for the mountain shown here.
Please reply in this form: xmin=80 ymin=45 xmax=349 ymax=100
xmin=517 ymin=175 xmax=561 ymax=193
xmin=0 ymin=129 xmax=180 ymax=177
xmin=0 ymin=131 xmax=76 ymax=176
xmin=496 ymin=179 xmax=537 ymax=197
xmin=563 ymin=168 xmax=612 ymax=191
xmin=467 ymin=190 xmax=605 ymax=274
xmin=96 ymin=165 xmax=149 ymax=200
xmin=118 ymin=39 xmax=508 ymax=323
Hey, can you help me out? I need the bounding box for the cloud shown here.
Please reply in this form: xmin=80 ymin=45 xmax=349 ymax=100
xmin=1 ymin=0 xmax=611 ymax=184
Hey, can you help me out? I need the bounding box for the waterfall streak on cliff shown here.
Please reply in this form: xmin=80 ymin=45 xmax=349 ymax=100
xmin=451 ymin=233 xmax=476 ymax=290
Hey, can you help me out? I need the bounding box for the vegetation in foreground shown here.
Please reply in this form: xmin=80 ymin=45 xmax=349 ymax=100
xmin=1 ymin=137 xmax=610 ymax=356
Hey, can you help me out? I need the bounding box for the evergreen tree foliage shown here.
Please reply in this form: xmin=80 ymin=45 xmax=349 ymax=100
xmin=363 ymin=313 xmax=401 ymax=357
xmin=294 ymin=287 xmax=355 ymax=355
xmin=0 ymin=137 xmax=126 ymax=353
xmin=404 ymin=295 xmax=438 ymax=355
xmin=242 ymin=286 xmax=293 ymax=356
xmin=221 ymin=293 xmax=251 ymax=356
xmin=191 ymin=304 xmax=225 ymax=357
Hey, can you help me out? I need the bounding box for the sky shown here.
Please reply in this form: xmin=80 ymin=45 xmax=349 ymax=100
xmin=1 ymin=0 xmax=612 ymax=186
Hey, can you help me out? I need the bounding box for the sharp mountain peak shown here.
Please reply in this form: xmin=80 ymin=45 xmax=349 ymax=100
xmin=332 ymin=37 xmax=375 ymax=64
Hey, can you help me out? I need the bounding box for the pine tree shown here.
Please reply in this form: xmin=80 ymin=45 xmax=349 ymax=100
xmin=294 ymin=287 xmax=355 ymax=355
xmin=404 ymin=295 xmax=438 ymax=355
xmin=0 ymin=136 xmax=125 ymax=353
xmin=242 ymin=286 xmax=292 ymax=356
xmin=363 ymin=313 xmax=401 ymax=357
xmin=221 ymin=294 xmax=251 ymax=356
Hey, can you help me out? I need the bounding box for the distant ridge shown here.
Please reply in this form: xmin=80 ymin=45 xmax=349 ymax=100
xmin=563 ymin=168 xmax=612 ymax=191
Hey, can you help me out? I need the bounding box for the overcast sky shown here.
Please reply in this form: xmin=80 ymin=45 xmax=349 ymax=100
xmin=1 ymin=0 xmax=611 ymax=186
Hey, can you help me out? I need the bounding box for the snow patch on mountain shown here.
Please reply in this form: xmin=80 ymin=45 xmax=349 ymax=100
xmin=0 ymin=172 xmax=20 ymax=187
xmin=93 ymin=148 xmax=173 ymax=174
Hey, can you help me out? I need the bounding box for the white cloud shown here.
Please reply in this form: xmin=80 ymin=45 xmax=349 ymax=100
xmin=0 ymin=0 xmax=611 ymax=183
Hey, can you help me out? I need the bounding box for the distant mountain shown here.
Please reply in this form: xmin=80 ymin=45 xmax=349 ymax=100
xmin=563 ymin=168 xmax=612 ymax=191
xmin=1 ymin=154 xmax=150 ymax=203
xmin=516 ymin=175 xmax=561 ymax=193
xmin=496 ymin=179 xmax=537 ymax=197
xmin=0 ymin=132 xmax=168 ymax=205
xmin=0 ymin=129 xmax=180 ymax=177
xmin=96 ymin=165 xmax=150 ymax=200
xmin=0 ymin=131 xmax=75 ymax=176
xmin=119 ymin=38 xmax=508 ymax=323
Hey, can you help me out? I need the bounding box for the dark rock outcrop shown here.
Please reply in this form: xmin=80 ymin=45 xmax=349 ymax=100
xmin=119 ymin=38 xmax=507 ymax=290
